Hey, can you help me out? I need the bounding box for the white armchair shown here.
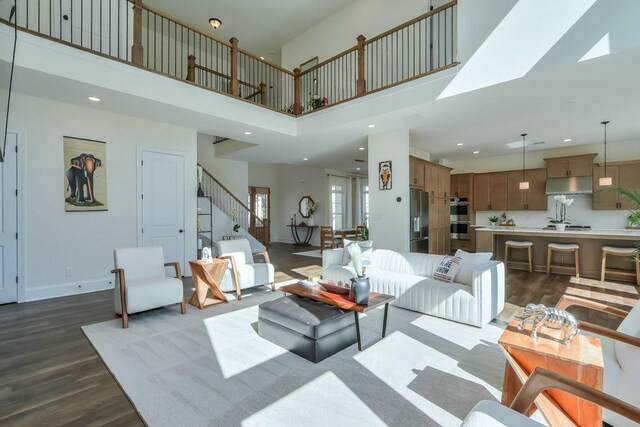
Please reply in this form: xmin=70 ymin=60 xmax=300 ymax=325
xmin=111 ymin=246 xmax=185 ymax=328
xmin=216 ymin=239 xmax=275 ymax=300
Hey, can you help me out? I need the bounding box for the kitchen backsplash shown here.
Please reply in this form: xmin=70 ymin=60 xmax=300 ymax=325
xmin=477 ymin=195 xmax=631 ymax=229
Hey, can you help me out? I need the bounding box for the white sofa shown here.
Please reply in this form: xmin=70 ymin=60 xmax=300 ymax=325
xmin=323 ymin=248 xmax=505 ymax=327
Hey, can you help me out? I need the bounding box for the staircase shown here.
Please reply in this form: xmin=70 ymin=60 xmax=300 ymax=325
xmin=198 ymin=164 xmax=269 ymax=247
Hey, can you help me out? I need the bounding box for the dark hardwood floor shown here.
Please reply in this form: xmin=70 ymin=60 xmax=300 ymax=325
xmin=0 ymin=243 xmax=636 ymax=425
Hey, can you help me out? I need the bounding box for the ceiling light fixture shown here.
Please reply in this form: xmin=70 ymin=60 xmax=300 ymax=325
xmin=244 ymin=131 xmax=252 ymax=135
xmin=519 ymin=133 xmax=529 ymax=190
xmin=303 ymin=158 xmax=308 ymax=161
xmin=368 ymin=124 xmax=375 ymax=128
xmin=457 ymin=143 xmax=464 ymax=146
xmin=356 ymin=167 xmax=361 ymax=171
xmin=564 ymin=138 xmax=572 ymax=142
xmin=599 ymin=120 xmax=612 ymax=186
xmin=88 ymin=96 xmax=100 ymax=102
xmin=209 ymin=18 xmax=222 ymax=29
xmin=473 ymin=150 xmax=480 ymax=154
xmin=358 ymin=147 xmax=365 ymax=151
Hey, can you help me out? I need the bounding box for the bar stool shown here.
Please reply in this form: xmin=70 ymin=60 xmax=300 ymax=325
xmin=547 ymin=243 xmax=580 ymax=277
xmin=504 ymin=241 xmax=533 ymax=273
xmin=601 ymin=246 xmax=640 ymax=285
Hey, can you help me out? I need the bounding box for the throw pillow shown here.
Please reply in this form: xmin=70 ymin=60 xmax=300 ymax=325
xmin=342 ymin=239 xmax=374 ymax=267
xmin=433 ymin=255 xmax=462 ymax=283
xmin=454 ymin=249 xmax=493 ymax=285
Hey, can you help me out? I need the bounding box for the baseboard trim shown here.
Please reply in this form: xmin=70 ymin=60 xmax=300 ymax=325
xmin=25 ymin=277 xmax=114 ymax=302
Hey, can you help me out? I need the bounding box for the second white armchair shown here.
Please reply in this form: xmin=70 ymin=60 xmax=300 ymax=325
xmin=216 ymin=239 xmax=275 ymax=300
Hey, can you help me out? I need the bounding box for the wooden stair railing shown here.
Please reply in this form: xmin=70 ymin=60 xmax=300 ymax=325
xmin=2 ymin=0 xmax=457 ymax=116
xmin=198 ymin=164 xmax=269 ymax=246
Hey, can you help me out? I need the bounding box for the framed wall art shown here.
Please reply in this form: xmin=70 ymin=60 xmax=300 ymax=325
xmin=63 ymin=136 xmax=107 ymax=212
xmin=379 ymin=160 xmax=392 ymax=190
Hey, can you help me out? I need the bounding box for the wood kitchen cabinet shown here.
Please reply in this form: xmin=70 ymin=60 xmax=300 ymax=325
xmin=593 ymin=162 xmax=640 ymax=210
xmin=545 ymin=154 xmax=596 ymax=178
xmin=507 ymin=169 xmax=547 ymax=211
xmin=429 ymin=197 xmax=450 ymax=254
xmin=410 ymin=156 xmax=425 ymax=188
xmin=438 ymin=167 xmax=451 ymax=199
xmin=474 ymin=172 xmax=508 ymax=211
xmin=451 ymin=173 xmax=473 ymax=199
xmin=473 ymin=174 xmax=491 ymax=211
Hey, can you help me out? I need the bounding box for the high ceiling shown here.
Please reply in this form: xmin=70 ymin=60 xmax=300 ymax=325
xmin=144 ymin=0 xmax=356 ymax=63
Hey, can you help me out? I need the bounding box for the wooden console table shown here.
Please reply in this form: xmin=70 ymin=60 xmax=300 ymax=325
xmin=286 ymin=224 xmax=318 ymax=246
xmin=499 ymin=319 xmax=604 ymax=427
xmin=188 ymin=259 xmax=229 ymax=309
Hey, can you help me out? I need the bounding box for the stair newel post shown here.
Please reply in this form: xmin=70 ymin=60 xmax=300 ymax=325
xmin=259 ymin=82 xmax=267 ymax=105
xmin=230 ymin=37 xmax=239 ymax=97
xmin=356 ymin=34 xmax=366 ymax=95
xmin=131 ymin=0 xmax=144 ymax=65
xmin=293 ymin=67 xmax=302 ymax=115
xmin=186 ymin=55 xmax=196 ymax=82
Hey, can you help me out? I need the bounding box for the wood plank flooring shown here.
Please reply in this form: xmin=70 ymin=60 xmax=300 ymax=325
xmin=0 ymin=243 xmax=636 ymax=425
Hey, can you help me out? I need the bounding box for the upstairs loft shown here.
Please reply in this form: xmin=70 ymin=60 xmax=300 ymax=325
xmin=0 ymin=0 xmax=458 ymax=117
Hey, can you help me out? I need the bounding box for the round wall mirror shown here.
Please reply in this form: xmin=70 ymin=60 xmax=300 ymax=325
xmin=299 ymin=196 xmax=314 ymax=218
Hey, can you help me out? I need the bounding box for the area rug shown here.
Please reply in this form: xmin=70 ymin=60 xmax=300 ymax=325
xmin=83 ymin=288 xmax=508 ymax=426
xmin=292 ymin=249 xmax=323 ymax=259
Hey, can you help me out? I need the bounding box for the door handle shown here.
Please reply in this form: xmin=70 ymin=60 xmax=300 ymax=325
xmin=179 ymin=229 xmax=184 ymax=233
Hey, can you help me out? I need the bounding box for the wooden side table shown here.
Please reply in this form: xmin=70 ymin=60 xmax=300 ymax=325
xmin=499 ymin=319 xmax=604 ymax=427
xmin=188 ymin=259 xmax=229 ymax=309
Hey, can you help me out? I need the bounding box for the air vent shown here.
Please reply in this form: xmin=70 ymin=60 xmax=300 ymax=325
xmin=533 ymin=141 xmax=546 ymax=145
xmin=355 ymin=159 xmax=365 ymax=163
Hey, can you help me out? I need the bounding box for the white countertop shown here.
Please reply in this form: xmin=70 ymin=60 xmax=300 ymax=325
xmin=476 ymin=227 xmax=640 ymax=238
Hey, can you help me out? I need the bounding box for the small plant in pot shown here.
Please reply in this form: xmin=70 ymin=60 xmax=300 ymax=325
xmin=613 ymin=188 xmax=640 ymax=229
xmin=548 ymin=195 xmax=573 ymax=232
xmin=488 ymin=215 xmax=500 ymax=227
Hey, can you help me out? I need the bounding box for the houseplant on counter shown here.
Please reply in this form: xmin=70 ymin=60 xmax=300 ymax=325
xmin=548 ymin=195 xmax=573 ymax=232
xmin=488 ymin=215 xmax=500 ymax=227
xmin=613 ymin=188 xmax=640 ymax=229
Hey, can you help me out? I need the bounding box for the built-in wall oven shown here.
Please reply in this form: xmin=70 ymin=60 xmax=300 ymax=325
xmin=450 ymin=222 xmax=470 ymax=241
xmin=450 ymin=198 xmax=470 ymax=222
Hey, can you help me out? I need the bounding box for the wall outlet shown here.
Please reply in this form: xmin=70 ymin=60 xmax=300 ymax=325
xmin=65 ymin=267 xmax=73 ymax=277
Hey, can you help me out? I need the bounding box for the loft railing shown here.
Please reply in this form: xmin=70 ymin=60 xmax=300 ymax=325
xmin=1 ymin=0 xmax=457 ymax=116
xmin=199 ymin=164 xmax=270 ymax=247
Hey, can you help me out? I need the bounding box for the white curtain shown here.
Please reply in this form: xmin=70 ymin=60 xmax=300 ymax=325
xmin=354 ymin=177 xmax=363 ymax=226
xmin=344 ymin=176 xmax=354 ymax=228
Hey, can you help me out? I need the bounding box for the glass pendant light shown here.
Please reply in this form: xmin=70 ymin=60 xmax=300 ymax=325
xmin=519 ymin=133 xmax=529 ymax=190
xmin=599 ymin=121 xmax=612 ymax=186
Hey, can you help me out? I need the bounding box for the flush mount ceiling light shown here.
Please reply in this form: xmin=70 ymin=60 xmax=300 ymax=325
xmin=358 ymin=147 xmax=365 ymax=151
xmin=457 ymin=143 xmax=464 ymax=146
xmin=303 ymin=157 xmax=308 ymax=161
xmin=208 ymin=18 xmax=222 ymax=29
xmin=88 ymin=96 xmax=100 ymax=102
xmin=564 ymin=138 xmax=572 ymax=142
xmin=599 ymin=120 xmax=612 ymax=186
xmin=519 ymin=133 xmax=530 ymax=190
xmin=368 ymin=124 xmax=375 ymax=128
xmin=473 ymin=150 xmax=480 ymax=154
xmin=356 ymin=167 xmax=361 ymax=171
xmin=244 ymin=131 xmax=252 ymax=135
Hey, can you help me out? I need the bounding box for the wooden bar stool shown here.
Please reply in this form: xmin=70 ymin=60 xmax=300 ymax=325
xmin=504 ymin=241 xmax=533 ymax=272
xmin=547 ymin=243 xmax=580 ymax=277
xmin=601 ymin=246 xmax=640 ymax=285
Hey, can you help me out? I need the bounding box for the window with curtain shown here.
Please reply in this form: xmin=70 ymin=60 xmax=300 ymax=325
xmin=331 ymin=184 xmax=344 ymax=229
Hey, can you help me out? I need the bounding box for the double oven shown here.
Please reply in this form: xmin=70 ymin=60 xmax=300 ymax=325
xmin=450 ymin=197 xmax=470 ymax=240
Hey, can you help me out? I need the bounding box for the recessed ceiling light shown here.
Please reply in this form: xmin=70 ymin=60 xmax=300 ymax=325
xmin=564 ymin=138 xmax=572 ymax=142
xmin=358 ymin=147 xmax=365 ymax=151
xmin=368 ymin=124 xmax=375 ymax=128
xmin=473 ymin=150 xmax=480 ymax=154
xmin=209 ymin=18 xmax=222 ymax=29
xmin=356 ymin=167 xmax=361 ymax=171
xmin=303 ymin=158 xmax=308 ymax=161
xmin=244 ymin=131 xmax=252 ymax=135
xmin=88 ymin=96 xmax=100 ymax=102
xmin=457 ymin=143 xmax=464 ymax=146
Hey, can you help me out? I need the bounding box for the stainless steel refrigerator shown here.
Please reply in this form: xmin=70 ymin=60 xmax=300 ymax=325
xmin=410 ymin=188 xmax=429 ymax=253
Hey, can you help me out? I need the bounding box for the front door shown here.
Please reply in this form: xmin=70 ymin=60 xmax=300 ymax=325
xmin=248 ymin=186 xmax=270 ymax=245
xmin=0 ymin=133 xmax=18 ymax=303
xmin=140 ymin=150 xmax=185 ymax=267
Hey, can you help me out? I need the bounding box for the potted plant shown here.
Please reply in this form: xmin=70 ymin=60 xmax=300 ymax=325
xmin=306 ymin=200 xmax=318 ymax=226
xmin=488 ymin=215 xmax=500 ymax=227
xmin=613 ymin=188 xmax=640 ymax=229
xmin=548 ymin=195 xmax=573 ymax=232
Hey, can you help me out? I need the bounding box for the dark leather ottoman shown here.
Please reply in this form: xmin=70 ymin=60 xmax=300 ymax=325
xmin=258 ymin=295 xmax=357 ymax=363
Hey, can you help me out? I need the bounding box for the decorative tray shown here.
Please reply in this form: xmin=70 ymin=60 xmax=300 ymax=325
xmin=317 ymin=280 xmax=350 ymax=295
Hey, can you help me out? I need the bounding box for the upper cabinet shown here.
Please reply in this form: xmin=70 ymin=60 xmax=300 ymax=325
xmin=545 ymin=154 xmax=596 ymax=178
xmin=507 ymin=169 xmax=547 ymax=211
xmin=410 ymin=156 xmax=425 ymax=188
xmin=451 ymin=173 xmax=473 ymax=199
xmin=474 ymin=172 xmax=507 ymax=211
xmin=409 ymin=156 xmax=451 ymax=198
xmin=593 ymin=162 xmax=640 ymax=210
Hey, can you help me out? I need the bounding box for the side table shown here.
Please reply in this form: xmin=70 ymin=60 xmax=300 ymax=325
xmin=188 ymin=259 xmax=229 ymax=309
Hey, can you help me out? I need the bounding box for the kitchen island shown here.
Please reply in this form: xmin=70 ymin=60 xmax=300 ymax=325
xmin=476 ymin=227 xmax=640 ymax=282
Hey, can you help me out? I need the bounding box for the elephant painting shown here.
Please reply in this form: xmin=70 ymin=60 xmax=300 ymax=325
xmin=63 ymin=137 xmax=107 ymax=211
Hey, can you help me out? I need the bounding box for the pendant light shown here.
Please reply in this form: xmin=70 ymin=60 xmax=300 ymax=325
xmin=519 ymin=133 xmax=529 ymax=190
xmin=599 ymin=121 xmax=612 ymax=186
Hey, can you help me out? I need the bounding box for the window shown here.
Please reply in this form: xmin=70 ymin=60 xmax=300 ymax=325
xmin=362 ymin=185 xmax=369 ymax=226
xmin=331 ymin=184 xmax=344 ymax=229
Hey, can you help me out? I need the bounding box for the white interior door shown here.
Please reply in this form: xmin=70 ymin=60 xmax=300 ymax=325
xmin=0 ymin=133 xmax=18 ymax=304
xmin=140 ymin=150 xmax=185 ymax=267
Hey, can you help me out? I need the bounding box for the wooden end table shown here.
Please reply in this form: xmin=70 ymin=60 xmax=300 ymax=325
xmin=499 ymin=319 xmax=604 ymax=427
xmin=279 ymin=282 xmax=395 ymax=351
xmin=188 ymin=259 xmax=229 ymax=309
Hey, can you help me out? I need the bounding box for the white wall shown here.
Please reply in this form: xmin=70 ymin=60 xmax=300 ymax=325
xmin=197 ymin=134 xmax=249 ymax=200
xmin=447 ymin=139 xmax=640 ymax=229
xmin=368 ymin=129 xmax=411 ymax=252
xmin=10 ymin=92 xmax=198 ymax=301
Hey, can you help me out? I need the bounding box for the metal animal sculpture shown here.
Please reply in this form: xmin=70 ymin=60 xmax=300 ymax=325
xmin=517 ymin=303 xmax=579 ymax=345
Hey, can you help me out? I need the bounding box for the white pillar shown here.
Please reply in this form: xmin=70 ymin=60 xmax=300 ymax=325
xmin=367 ymin=129 xmax=410 ymax=252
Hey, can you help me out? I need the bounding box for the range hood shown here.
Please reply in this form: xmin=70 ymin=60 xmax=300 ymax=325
xmin=545 ymin=176 xmax=593 ymax=195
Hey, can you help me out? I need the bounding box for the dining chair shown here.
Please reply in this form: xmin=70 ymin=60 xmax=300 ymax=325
xmin=320 ymin=226 xmax=338 ymax=253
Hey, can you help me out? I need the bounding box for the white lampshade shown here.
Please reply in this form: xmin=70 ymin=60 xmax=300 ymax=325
xmin=599 ymin=176 xmax=612 ymax=186
xmin=519 ymin=181 xmax=530 ymax=190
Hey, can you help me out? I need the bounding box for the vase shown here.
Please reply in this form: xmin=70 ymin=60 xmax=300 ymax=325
xmin=308 ymin=216 xmax=315 ymax=226
xmin=349 ymin=276 xmax=370 ymax=305
xmin=555 ymin=223 xmax=566 ymax=232
xmin=491 ymin=222 xmax=497 ymax=228
xmin=197 ymin=183 xmax=205 ymax=197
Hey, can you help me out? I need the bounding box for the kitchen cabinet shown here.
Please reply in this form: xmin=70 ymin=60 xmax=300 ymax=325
xmin=451 ymin=173 xmax=473 ymax=199
xmin=593 ymin=162 xmax=640 ymax=210
xmin=474 ymin=172 xmax=507 ymax=211
xmin=545 ymin=154 xmax=596 ymax=178
xmin=507 ymin=169 xmax=547 ymax=211
xmin=428 ymin=195 xmax=450 ymax=254
xmin=410 ymin=156 xmax=425 ymax=188
xmin=473 ymin=174 xmax=491 ymax=211
xmin=438 ymin=167 xmax=451 ymax=198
